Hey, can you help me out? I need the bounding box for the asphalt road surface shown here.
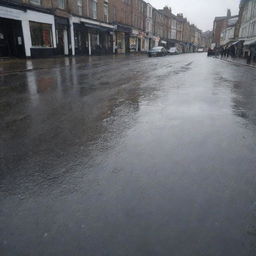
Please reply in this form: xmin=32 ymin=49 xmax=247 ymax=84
xmin=1 ymin=54 xmax=256 ymax=256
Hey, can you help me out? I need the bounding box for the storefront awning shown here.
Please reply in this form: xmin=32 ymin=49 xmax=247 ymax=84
xmin=115 ymin=24 xmax=132 ymax=33
xmin=243 ymin=38 xmax=256 ymax=46
xmin=231 ymin=40 xmax=240 ymax=46
xmin=83 ymin=23 xmax=114 ymax=32
xmin=223 ymin=41 xmax=235 ymax=49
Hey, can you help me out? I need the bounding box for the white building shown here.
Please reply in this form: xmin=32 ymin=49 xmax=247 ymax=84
xmin=239 ymin=0 xmax=256 ymax=48
xmin=220 ymin=16 xmax=239 ymax=46
xmin=0 ymin=2 xmax=56 ymax=58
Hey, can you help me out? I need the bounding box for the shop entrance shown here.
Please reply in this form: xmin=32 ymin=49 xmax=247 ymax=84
xmin=74 ymin=24 xmax=89 ymax=55
xmin=0 ymin=17 xmax=25 ymax=58
xmin=56 ymin=28 xmax=69 ymax=56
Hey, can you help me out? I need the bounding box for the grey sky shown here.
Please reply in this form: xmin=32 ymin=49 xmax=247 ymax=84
xmin=147 ymin=0 xmax=240 ymax=31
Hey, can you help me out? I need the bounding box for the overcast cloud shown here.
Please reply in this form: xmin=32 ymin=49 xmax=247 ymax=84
xmin=147 ymin=0 xmax=240 ymax=31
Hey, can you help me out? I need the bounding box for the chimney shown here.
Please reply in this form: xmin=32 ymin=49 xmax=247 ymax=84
xmin=227 ymin=9 xmax=231 ymax=18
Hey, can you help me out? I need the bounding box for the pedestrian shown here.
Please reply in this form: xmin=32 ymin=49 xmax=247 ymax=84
xmin=227 ymin=48 xmax=230 ymax=58
xmin=220 ymin=48 xmax=224 ymax=58
xmin=247 ymin=48 xmax=252 ymax=64
xmin=251 ymin=46 xmax=256 ymax=64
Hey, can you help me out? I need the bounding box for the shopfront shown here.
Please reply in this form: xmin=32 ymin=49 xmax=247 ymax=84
xmin=129 ymin=36 xmax=137 ymax=52
xmin=0 ymin=17 xmax=25 ymax=57
xmin=130 ymin=29 xmax=139 ymax=52
xmin=71 ymin=17 xmax=114 ymax=56
xmin=55 ymin=16 xmax=70 ymax=56
xmin=73 ymin=23 xmax=89 ymax=55
xmin=84 ymin=23 xmax=113 ymax=55
xmin=0 ymin=3 xmax=56 ymax=58
xmin=139 ymin=32 xmax=147 ymax=52
xmin=115 ymin=24 xmax=132 ymax=54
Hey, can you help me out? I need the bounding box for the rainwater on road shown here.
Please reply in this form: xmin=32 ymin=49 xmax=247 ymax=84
xmin=1 ymin=54 xmax=256 ymax=255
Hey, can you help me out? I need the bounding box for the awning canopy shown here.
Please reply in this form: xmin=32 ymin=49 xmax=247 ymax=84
xmin=115 ymin=24 xmax=132 ymax=33
xmin=83 ymin=23 xmax=114 ymax=32
xmin=244 ymin=38 xmax=256 ymax=46
xmin=231 ymin=40 xmax=240 ymax=46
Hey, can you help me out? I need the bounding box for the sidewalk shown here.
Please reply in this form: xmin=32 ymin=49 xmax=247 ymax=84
xmin=0 ymin=53 xmax=146 ymax=75
xmin=215 ymin=56 xmax=256 ymax=68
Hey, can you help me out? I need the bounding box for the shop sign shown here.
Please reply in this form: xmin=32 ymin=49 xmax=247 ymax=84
xmin=132 ymin=29 xmax=139 ymax=36
xmin=0 ymin=7 xmax=22 ymax=20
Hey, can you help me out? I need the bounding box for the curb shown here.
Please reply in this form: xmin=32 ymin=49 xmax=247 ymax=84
xmin=214 ymin=57 xmax=256 ymax=69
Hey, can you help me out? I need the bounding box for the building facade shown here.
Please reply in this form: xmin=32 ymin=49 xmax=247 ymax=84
xmin=0 ymin=0 xmax=205 ymax=58
xmin=212 ymin=9 xmax=237 ymax=47
xmin=238 ymin=0 xmax=256 ymax=58
xmin=144 ymin=2 xmax=153 ymax=50
xmin=0 ymin=0 xmax=115 ymax=57
xmin=220 ymin=16 xmax=239 ymax=46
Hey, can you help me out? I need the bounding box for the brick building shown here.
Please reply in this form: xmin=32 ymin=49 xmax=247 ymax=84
xmin=0 ymin=0 xmax=205 ymax=58
xmin=212 ymin=9 xmax=232 ymax=47
xmin=0 ymin=0 xmax=114 ymax=57
xmin=144 ymin=2 xmax=154 ymax=50
xmin=158 ymin=6 xmax=172 ymax=46
xmin=238 ymin=0 xmax=256 ymax=59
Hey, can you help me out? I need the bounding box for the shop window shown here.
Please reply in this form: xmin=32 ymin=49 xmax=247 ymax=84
xmin=30 ymin=22 xmax=53 ymax=48
xmin=58 ymin=0 xmax=65 ymax=9
xmin=30 ymin=0 xmax=41 ymax=5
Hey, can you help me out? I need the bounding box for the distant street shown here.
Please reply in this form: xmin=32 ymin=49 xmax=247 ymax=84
xmin=1 ymin=53 xmax=256 ymax=256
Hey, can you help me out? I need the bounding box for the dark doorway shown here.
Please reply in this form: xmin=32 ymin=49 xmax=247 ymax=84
xmin=138 ymin=38 xmax=141 ymax=52
xmin=56 ymin=28 xmax=69 ymax=56
xmin=125 ymin=34 xmax=130 ymax=53
xmin=74 ymin=24 xmax=89 ymax=55
xmin=55 ymin=17 xmax=70 ymax=56
xmin=0 ymin=18 xmax=25 ymax=58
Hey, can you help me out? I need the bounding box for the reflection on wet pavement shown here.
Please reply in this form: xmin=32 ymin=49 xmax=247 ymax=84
xmin=1 ymin=54 xmax=256 ymax=256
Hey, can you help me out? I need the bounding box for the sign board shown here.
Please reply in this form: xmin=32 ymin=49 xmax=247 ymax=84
xmin=0 ymin=7 xmax=23 ymax=20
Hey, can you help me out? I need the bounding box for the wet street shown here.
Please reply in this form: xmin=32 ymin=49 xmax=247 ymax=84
xmin=1 ymin=53 xmax=256 ymax=255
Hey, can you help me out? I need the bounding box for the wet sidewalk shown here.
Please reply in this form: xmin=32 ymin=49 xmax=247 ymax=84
xmin=0 ymin=54 xmax=146 ymax=75
xmin=215 ymin=56 xmax=256 ymax=68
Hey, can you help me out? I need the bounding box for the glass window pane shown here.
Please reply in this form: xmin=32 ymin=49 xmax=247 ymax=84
xmin=29 ymin=22 xmax=53 ymax=47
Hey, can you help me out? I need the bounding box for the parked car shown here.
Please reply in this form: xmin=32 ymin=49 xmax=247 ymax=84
xmin=197 ymin=48 xmax=204 ymax=53
xmin=148 ymin=47 xmax=168 ymax=57
xmin=168 ymin=47 xmax=181 ymax=55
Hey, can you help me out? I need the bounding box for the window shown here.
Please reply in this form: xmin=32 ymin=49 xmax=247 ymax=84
xmin=113 ymin=7 xmax=116 ymax=21
xmin=30 ymin=22 xmax=53 ymax=47
xmin=146 ymin=21 xmax=150 ymax=32
xmin=250 ymin=21 xmax=256 ymax=36
xmin=30 ymin=0 xmax=41 ymax=5
xmin=104 ymin=2 xmax=109 ymax=22
xmin=252 ymin=0 xmax=256 ymax=18
xmin=92 ymin=0 xmax=97 ymax=19
xmin=58 ymin=0 xmax=65 ymax=9
xmin=77 ymin=0 xmax=82 ymax=16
